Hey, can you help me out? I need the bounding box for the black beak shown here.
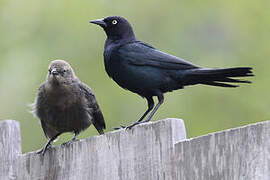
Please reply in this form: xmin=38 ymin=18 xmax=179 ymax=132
xmin=90 ymin=19 xmax=107 ymax=28
xmin=51 ymin=68 xmax=59 ymax=76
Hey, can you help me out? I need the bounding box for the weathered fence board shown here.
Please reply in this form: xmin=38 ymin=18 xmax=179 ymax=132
xmin=17 ymin=118 xmax=186 ymax=180
xmin=173 ymin=121 xmax=270 ymax=180
xmin=0 ymin=120 xmax=21 ymax=180
xmin=0 ymin=118 xmax=269 ymax=180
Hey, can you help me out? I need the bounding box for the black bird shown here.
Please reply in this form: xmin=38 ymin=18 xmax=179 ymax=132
xmin=32 ymin=60 xmax=105 ymax=155
xmin=90 ymin=16 xmax=253 ymax=129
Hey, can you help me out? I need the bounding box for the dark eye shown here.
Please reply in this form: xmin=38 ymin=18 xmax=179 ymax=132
xmin=112 ymin=20 xmax=118 ymax=25
xmin=63 ymin=70 xmax=66 ymax=72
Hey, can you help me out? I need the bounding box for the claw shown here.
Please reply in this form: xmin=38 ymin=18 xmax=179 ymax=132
xmin=36 ymin=148 xmax=43 ymax=154
xmin=36 ymin=145 xmax=51 ymax=155
xmin=61 ymin=140 xmax=73 ymax=146
xmin=113 ymin=125 xmax=127 ymax=130
xmin=61 ymin=138 xmax=77 ymax=146
xmin=124 ymin=122 xmax=140 ymax=130
xmin=37 ymin=133 xmax=60 ymax=155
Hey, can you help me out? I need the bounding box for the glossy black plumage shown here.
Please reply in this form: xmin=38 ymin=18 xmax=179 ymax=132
xmin=90 ymin=16 xmax=253 ymax=129
xmin=33 ymin=60 xmax=105 ymax=154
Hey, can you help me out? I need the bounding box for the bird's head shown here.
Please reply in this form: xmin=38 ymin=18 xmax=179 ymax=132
xmin=90 ymin=16 xmax=135 ymax=41
xmin=47 ymin=60 xmax=77 ymax=85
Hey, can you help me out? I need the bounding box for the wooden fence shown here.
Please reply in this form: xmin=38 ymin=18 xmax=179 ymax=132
xmin=0 ymin=118 xmax=269 ymax=180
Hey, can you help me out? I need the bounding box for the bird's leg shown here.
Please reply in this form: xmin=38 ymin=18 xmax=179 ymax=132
xmin=137 ymin=97 xmax=155 ymax=122
xmin=62 ymin=131 xmax=78 ymax=146
xmin=36 ymin=133 xmax=60 ymax=155
xmin=125 ymin=97 xmax=155 ymax=129
xmin=140 ymin=93 xmax=164 ymax=124
xmin=113 ymin=97 xmax=154 ymax=130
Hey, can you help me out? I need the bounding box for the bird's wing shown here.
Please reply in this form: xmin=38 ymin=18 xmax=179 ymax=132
xmin=117 ymin=41 xmax=199 ymax=70
xmin=79 ymin=82 xmax=106 ymax=134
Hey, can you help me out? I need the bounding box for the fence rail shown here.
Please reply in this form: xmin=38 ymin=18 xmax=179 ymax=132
xmin=0 ymin=119 xmax=269 ymax=180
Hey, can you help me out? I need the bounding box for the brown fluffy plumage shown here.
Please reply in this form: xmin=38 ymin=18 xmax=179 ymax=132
xmin=32 ymin=60 xmax=105 ymax=155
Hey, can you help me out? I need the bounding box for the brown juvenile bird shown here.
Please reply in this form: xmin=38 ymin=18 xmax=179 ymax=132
xmin=32 ymin=60 xmax=105 ymax=155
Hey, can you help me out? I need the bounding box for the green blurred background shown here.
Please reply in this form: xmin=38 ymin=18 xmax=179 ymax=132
xmin=0 ymin=0 xmax=269 ymax=153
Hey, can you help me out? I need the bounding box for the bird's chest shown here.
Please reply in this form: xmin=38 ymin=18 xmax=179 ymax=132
xmin=104 ymin=50 xmax=132 ymax=85
xmin=104 ymin=40 xmax=132 ymax=78
xmin=104 ymin=54 xmax=122 ymax=77
xmin=44 ymin=85 xmax=79 ymax=110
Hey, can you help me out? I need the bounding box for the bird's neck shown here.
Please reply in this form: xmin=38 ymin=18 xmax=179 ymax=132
xmin=46 ymin=80 xmax=75 ymax=94
xmin=106 ymin=29 xmax=136 ymax=43
xmin=105 ymin=36 xmax=136 ymax=48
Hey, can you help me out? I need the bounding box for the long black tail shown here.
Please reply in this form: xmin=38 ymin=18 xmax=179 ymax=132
xmin=184 ymin=67 xmax=254 ymax=87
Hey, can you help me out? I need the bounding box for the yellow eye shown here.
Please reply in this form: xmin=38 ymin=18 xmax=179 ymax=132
xmin=112 ymin=20 xmax=118 ymax=25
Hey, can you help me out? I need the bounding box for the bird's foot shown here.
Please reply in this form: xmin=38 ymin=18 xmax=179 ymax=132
xmin=113 ymin=125 xmax=126 ymax=130
xmin=61 ymin=139 xmax=76 ymax=146
xmin=113 ymin=124 xmax=138 ymax=130
xmin=114 ymin=120 xmax=149 ymax=130
xmin=36 ymin=148 xmax=43 ymax=154
xmin=125 ymin=118 xmax=152 ymax=130
xmin=124 ymin=122 xmax=141 ymax=130
xmin=36 ymin=146 xmax=51 ymax=155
